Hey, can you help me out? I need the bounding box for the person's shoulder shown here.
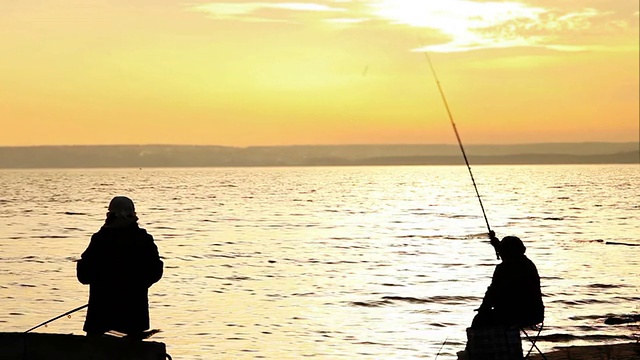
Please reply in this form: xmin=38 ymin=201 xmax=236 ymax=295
xmin=494 ymin=261 xmax=507 ymax=271
xmin=136 ymin=225 xmax=149 ymax=234
xmin=91 ymin=228 xmax=109 ymax=239
xmin=87 ymin=227 xmax=115 ymax=248
xmin=135 ymin=226 xmax=155 ymax=240
xmin=520 ymin=255 xmax=540 ymax=271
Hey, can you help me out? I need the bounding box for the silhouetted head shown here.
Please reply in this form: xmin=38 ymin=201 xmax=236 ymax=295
xmin=108 ymin=196 xmax=136 ymax=216
xmin=499 ymin=236 xmax=526 ymax=259
xmin=105 ymin=196 xmax=138 ymax=227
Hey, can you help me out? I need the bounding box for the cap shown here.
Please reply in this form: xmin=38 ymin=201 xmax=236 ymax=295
xmin=108 ymin=196 xmax=136 ymax=217
xmin=500 ymin=236 xmax=526 ymax=257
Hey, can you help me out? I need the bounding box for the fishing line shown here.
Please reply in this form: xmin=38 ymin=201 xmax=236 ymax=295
xmin=24 ymin=304 xmax=88 ymax=333
xmin=423 ymin=52 xmax=499 ymax=259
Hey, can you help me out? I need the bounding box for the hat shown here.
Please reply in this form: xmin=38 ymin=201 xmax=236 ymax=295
xmin=108 ymin=196 xmax=136 ymax=217
xmin=500 ymin=236 xmax=526 ymax=257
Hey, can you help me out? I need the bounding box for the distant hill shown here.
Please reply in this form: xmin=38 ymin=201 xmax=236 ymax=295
xmin=0 ymin=143 xmax=637 ymax=168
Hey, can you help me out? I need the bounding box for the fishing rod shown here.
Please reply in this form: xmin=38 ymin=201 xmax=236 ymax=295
xmin=423 ymin=53 xmax=499 ymax=260
xmin=434 ymin=336 xmax=448 ymax=360
xmin=24 ymin=304 xmax=88 ymax=333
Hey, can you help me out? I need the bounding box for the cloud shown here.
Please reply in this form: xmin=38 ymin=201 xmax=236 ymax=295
xmin=326 ymin=18 xmax=370 ymax=24
xmin=188 ymin=1 xmax=639 ymax=52
xmin=371 ymin=1 xmax=636 ymax=52
xmin=190 ymin=2 xmax=348 ymax=23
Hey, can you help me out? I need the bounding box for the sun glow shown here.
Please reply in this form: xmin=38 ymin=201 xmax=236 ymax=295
xmin=0 ymin=0 xmax=637 ymax=146
xmin=371 ymin=0 xmax=547 ymax=52
xmin=189 ymin=1 xmax=637 ymax=53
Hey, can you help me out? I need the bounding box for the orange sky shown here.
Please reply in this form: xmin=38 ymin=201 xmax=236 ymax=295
xmin=1 ymin=0 xmax=638 ymax=146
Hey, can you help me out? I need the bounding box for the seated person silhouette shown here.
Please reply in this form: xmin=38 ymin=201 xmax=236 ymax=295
xmin=77 ymin=196 xmax=164 ymax=337
xmin=472 ymin=231 xmax=544 ymax=329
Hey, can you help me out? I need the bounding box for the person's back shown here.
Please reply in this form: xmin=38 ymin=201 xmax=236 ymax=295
xmin=489 ymin=250 xmax=544 ymax=327
xmin=77 ymin=196 xmax=163 ymax=336
xmin=473 ymin=234 xmax=544 ymax=328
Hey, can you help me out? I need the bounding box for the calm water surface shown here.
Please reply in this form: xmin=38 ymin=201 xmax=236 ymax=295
xmin=0 ymin=165 xmax=638 ymax=359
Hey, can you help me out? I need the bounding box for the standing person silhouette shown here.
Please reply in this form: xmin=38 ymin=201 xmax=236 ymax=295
xmin=77 ymin=196 xmax=163 ymax=337
xmin=472 ymin=231 xmax=544 ymax=328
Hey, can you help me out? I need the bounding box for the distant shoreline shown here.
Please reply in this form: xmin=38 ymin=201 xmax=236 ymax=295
xmin=1 ymin=155 xmax=637 ymax=169
xmin=0 ymin=143 xmax=638 ymax=169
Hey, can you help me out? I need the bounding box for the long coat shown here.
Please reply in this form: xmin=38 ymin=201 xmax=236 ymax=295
xmin=77 ymin=223 xmax=163 ymax=334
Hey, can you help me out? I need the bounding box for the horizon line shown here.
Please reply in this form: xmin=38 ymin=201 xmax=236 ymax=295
xmin=1 ymin=140 xmax=638 ymax=149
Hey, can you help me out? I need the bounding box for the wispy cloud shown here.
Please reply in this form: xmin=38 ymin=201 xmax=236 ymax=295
xmin=372 ymin=1 xmax=635 ymax=52
xmin=188 ymin=1 xmax=639 ymax=52
xmin=190 ymin=2 xmax=347 ymax=23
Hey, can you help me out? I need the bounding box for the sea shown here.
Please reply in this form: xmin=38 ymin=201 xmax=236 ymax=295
xmin=0 ymin=164 xmax=638 ymax=359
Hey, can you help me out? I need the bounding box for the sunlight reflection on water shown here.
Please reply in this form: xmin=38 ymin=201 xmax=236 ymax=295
xmin=0 ymin=165 xmax=638 ymax=359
